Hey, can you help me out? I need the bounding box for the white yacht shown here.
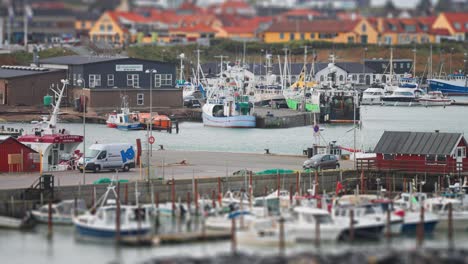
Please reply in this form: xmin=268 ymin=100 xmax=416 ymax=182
xmin=361 ymin=86 xmax=385 ymax=105
xmin=382 ymin=87 xmax=421 ymax=106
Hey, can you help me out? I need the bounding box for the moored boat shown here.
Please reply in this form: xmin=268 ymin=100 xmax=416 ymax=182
xmin=32 ymin=199 xmax=87 ymax=225
xmin=428 ymin=74 xmax=468 ymax=95
xmin=418 ymin=91 xmax=453 ymax=107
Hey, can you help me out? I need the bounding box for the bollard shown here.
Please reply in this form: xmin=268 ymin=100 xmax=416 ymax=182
xmin=47 ymin=199 xmax=53 ymax=239
xmin=171 ymin=178 xmax=176 ymax=216
xmin=116 ymin=182 xmax=121 ymax=243
xmin=124 ymin=184 xmax=128 ymax=204
xmin=315 ymin=220 xmax=320 ymax=248
xmin=417 ymin=206 xmax=424 ymax=248
xmin=279 ymin=217 xmax=285 ymax=256
xmin=448 ymin=202 xmax=454 ymax=250
xmin=349 ymin=209 xmax=354 ymax=242
xmin=231 ymin=217 xmax=237 ymax=255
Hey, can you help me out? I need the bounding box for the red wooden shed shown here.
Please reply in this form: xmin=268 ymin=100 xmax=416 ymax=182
xmin=373 ymin=131 xmax=467 ymax=174
xmin=0 ymin=136 xmax=40 ymax=173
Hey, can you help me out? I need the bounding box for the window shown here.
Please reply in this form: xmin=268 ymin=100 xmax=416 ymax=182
xmin=457 ymin=147 xmax=466 ymax=158
xmin=454 ymin=22 xmax=461 ymax=30
xmin=310 ymin=33 xmax=315 ymax=39
xmin=89 ymin=74 xmax=101 ymax=88
xmin=290 ymin=33 xmax=294 ymax=40
xmin=137 ymin=93 xmax=144 ymax=105
xmin=385 ymin=36 xmax=392 ymax=44
xmin=280 ymin=33 xmax=284 ymax=39
xmin=107 ymin=24 xmax=113 ymax=31
xmin=107 ymin=74 xmax=114 ymax=87
xmin=466 ymin=23 xmax=468 ymax=30
xmin=100 ymin=24 xmax=105 ymax=31
xmin=300 ymin=33 xmax=305 ymax=40
xmin=154 ymin=74 xmax=172 ymax=87
xmin=383 ymin=154 xmax=394 ymax=160
xmin=127 ymin=74 xmax=140 ymax=88
xmin=339 ymin=75 xmax=344 ymax=82
xmin=347 ymin=36 xmax=354 ymax=43
xmin=407 ymin=63 xmax=411 ymax=68
xmin=362 ymin=24 xmax=366 ymax=32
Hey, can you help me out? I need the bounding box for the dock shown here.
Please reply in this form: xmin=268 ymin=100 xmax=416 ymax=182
xmin=158 ymin=231 xmax=231 ymax=244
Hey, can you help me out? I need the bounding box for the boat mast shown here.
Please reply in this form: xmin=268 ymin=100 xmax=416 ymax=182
xmin=195 ymin=49 xmax=201 ymax=86
xmin=389 ymin=47 xmax=394 ymax=83
xmin=302 ymin=45 xmax=308 ymax=81
xmin=412 ymin=47 xmax=416 ymax=78
xmin=283 ymin=47 xmax=289 ymax=85
xmin=179 ymin=53 xmax=185 ymax=82
xmin=49 ymin=79 xmax=68 ymax=128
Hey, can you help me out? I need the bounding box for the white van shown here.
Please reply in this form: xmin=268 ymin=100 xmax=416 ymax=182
xmin=78 ymin=143 xmax=136 ymax=173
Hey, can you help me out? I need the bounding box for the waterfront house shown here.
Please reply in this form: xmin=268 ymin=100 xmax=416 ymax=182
xmin=432 ymin=12 xmax=468 ymax=42
xmin=0 ymin=136 xmax=39 ymax=173
xmin=371 ymin=17 xmax=436 ymax=45
xmin=373 ymin=131 xmax=468 ymax=174
xmin=0 ymin=66 xmax=65 ymax=107
xmin=38 ymin=55 xmax=182 ymax=111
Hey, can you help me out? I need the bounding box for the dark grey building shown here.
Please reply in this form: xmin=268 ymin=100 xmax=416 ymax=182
xmin=365 ymin=59 xmax=413 ymax=75
xmin=38 ymin=55 xmax=182 ymax=110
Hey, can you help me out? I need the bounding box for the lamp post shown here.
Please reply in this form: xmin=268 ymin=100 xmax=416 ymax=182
xmin=145 ymin=69 xmax=157 ymax=181
xmin=77 ymin=78 xmax=86 ymax=185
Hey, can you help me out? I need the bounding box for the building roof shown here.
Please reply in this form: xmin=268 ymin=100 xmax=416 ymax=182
xmin=335 ymin=62 xmax=375 ymax=74
xmin=0 ymin=136 xmax=38 ymax=153
xmin=442 ymin=12 xmax=468 ymax=33
xmin=265 ymin=19 xmax=359 ymax=33
xmin=0 ymin=66 xmax=63 ymax=79
xmin=39 ymin=55 xmax=127 ymax=66
xmin=373 ymin=131 xmax=465 ymax=156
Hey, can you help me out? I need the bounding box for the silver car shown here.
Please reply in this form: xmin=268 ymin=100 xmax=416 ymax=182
xmin=303 ymin=154 xmax=340 ymax=170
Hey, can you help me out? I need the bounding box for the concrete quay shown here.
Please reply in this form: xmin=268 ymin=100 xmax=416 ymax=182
xmin=0 ymin=149 xmax=354 ymax=190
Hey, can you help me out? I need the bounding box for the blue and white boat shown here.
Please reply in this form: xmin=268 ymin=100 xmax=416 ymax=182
xmin=73 ymin=185 xmax=152 ymax=241
xmin=394 ymin=192 xmax=439 ymax=234
xmin=428 ymin=74 xmax=468 ymax=95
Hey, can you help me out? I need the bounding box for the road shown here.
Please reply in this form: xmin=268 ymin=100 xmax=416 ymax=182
xmin=0 ymin=150 xmax=354 ymax=189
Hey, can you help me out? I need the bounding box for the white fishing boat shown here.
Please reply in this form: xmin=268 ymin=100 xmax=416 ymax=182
xmin=202 ymin=94 xmax=256 ymax=128
xmin=32 ymin=199 xmax=87 ymax=225
xmin=73 ymin=185 xmax=152 ymax=241
xmin=237 ymin=217 xmax=295 ymax=247
xmin=418 ymin=91 xmax=453 ymax=107
xmin=286 ymin=207 xmax=347 ymax=242
xmin=425 ymin=197 xmax=468 ymax=230
xmin=428 ymin=74 xmax=468 ymax=95
xmin=394 ymin=192 xmax=439 ymax=234
xmin=205 ymin=210 xmax=255 ymax=231
xmin=17 ymin=80 xmax=83 ymax=171
xmin=331 ymin=205 xmax=386 ymax=240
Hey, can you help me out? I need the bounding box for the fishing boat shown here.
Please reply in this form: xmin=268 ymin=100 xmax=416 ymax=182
xmin=428 ymin=74 xmax=468 ymax=95
xmin=361 ymin=86 xmax=385 ymax=105
xmin=382 ymin=87 xmax=421 ymax=106
xmin=106 ymin=111 xmax=118 ymax=128
xmin=418 ymin=91 xmax=453 ymax=107
xmin=425 ymin=197 xmax=468 ymax=230
xmin=286 ymin=207 xmax=347 ymax=242
xmin=31 ymin=199 xmax=87 ymax=225
xmin=331 ymin=205 xmax=386 ymax=240
xmin=73 ymin=184 xmax=152 ymax=241
xmin=205 ymin=210 xmax=255 ymax=231
xmin=237 ymin=217 xmax=295 ymax=247
xmin=17 ymin=80 xmax=83 ymax=171
xmin=202 ymin=92 xmax=255 ymax=128
xmin=138 ymin=113 xmax=173 ymax=132
xmin=106 ymin=96 xmax=145 ymax=131
xmin=393 ymin=192 xmax=439 ymax=234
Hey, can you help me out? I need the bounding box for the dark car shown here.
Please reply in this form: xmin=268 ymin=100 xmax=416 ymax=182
xmin=183 ymin=97 xmax=201 ymax=108
xmin=303 ymin=154 xmax=340 ymax=170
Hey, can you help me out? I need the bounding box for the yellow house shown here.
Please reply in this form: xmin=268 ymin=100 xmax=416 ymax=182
xmin=374 ymin=17 xmax=436 ymax=45
xmin=432 ymin=12 xmax=468 ymax=42
xmin=262 ymin=18 xmax=378 ymax=44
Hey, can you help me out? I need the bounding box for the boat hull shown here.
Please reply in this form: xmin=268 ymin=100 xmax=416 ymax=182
xmin=75 ymin=222 xmax=151 ymax=239
xmin=31 ymin=211 xmax=73 ymax=225
xmin=106 ymin=123 xmax=118 ymax=128
xmin=116 ymin=123 xmax=145 ymax=131
xmin=429 ymin=79 xmax=468 ymax=95
xmin=382 ymin=98 xmax=420 ymax=106
xmin=419 ymin=99 xmax=452 ymax=107
xmin=202 ymin=113 xmax=256 ymax=128
xmin=338 ymin=224 xmax=385 ymax=241
xmin=361 ymin=97 xmax=382 ymax=105
xmin=401 ymin=220 xmax=438 ymax=234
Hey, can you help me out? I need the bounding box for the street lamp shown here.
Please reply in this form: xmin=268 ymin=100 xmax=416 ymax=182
xmin=145 ymin=69 xmax=157 ymax=181
xmin=76 ymin=78 xmax=86 ymax=185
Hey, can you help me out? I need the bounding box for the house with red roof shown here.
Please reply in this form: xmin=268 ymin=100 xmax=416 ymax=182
xmin=262 ymin=18 xmax=378 ymax=44
xmin=276 ymin=8 xmax=323 ymax=22
xmin=432 ymin=12 xmax=468 ymax=42
xmin=371 ymin=17 xmax=437 ymax=45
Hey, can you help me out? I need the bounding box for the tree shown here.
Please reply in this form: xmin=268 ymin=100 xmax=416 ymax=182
xmin=435 ymin=0 xmax=453 ymax=12
xmin=416 ymin=0 xmax=433 ymax=15
xmin=384 ymin=0 xmax=396 ymax=12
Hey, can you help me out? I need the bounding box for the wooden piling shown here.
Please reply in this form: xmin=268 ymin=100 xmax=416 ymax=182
xmin=448 ymin=202 xmax=454 ymax=250
xmin=296 ymin=172 xmax=300 ymax=196
xmin=315 ymin=220 xmax=320 ymax=248
xmin=217 ymin=177 xmax=222 ymax=197
xmin=277 ymin=171 xmax=280 ymax=196
xmin=93 ymin=186 xmax=96 ymax=206
xmin=116 ymin=182 xmax=121 ymax=243
xmin=171 ymin=178 xmax=176 ymax=216
xmin=231 ymin=218 xmax=237 ymax=255
xmin=264 ymin=186 xmax=268 ymax=197
xmin=279 ymin=217 xmax=285 ymax=256
xmin=289 ymin=184 xmax=293 ymax=206
xmin=417 ymin=206 xmax=424 ymax=248
xmin=10 ymin=196 xmax=14 ymax=217
xmin=47 ymin=199 xmax=52 ymax=239
xmin=187 ymin=192 xmax=191 ymax=212
xmin=211 ymin=190 xmax=216 ymax=209
xmin=403 ymin=177 xmax=407 ymax=192
xmin=194 ymin=178 xmax=199 ymax=214
xmin=386 ymin=206 xmax=391 ymax=241
xmin=350 ymin=209 xmax=354 ymax=242
xmin=124 ymin=184 xmax=128 ymax=204
xmin=315 ymin=170 xmax=319 ymax=193
xmin=74 ymin=197 xmax=78 ymax=217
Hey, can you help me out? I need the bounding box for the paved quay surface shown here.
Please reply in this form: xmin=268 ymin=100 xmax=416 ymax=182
xmin=0 ymin=150 xmax=353 ymax=189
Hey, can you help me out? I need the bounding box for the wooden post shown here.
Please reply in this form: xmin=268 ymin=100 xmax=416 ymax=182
xmin=315 ymin=220 xmax=320 ymax=248
xmin=92 ymin=186 xmax=96 ymax=207
xmin=212 ymin=190 xmax=216 ymax=209
xmin=277 ymin=170 xmax=280 ymax=196
xmin=116 ymin=182 xmax=121 ymax=243
xmin=47 ymin=199 xmax=52 ymax=239
xmin=289 ymin=184 xmax=293 ymax=206
xmin=315 ymin=170 xmax=319 ymax=193
xmin=417 ymin=206 xmax=424 ymax=248
xmin=124 ymin=184 xmax=128 ymax=205
xmin=10 ymin=196 xmax=14 ymax=217
xmin=386 ymin=206 xmax=391 ymax=241
xmin=264 ymin=186 xmax=268 ymax=197
xmin=155 ymin=191 xmax=160 ymax=230
xmin=187 ymin=192 xmax=191 ymax=213
xmin=403 ymin=177 xmax=407 ymax=192
xmin=296 ymin=171 xmax=300 ymax=196
xmin=218 ymin=177 xmax=222 ymax=198
xmin=279 ymin=217 xmax=285 ymax=256
xmin=448 ymin=202 xmax=454 ymax=250
xmin=349 ymin=209 xmax=354 ymax=242
xmin=194 ymin=178 xmax=199 ymax=215
xmin=171 ymin=178 xmax=176 ymax=216
xmin=231 ymin=217 xmax=237 ymax=255
xmin=74 ymin=197 xmax=78 ymax=217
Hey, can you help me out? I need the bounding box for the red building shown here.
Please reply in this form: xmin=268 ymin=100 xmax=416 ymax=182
xmin=373 ymin=131 xmax=467 ymax=174
xmin=0 ymin=136 xmax=40 ymax=173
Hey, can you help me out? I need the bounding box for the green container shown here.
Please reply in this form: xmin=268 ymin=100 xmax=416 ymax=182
xmin=43 ymin=95 xmax=52 ymax=106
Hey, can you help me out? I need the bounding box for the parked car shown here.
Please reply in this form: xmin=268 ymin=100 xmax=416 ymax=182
xmin=183 ymin=97 xmax=201 ymax=108
xmin=303 ymin=154 xmax=339 ymax=170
